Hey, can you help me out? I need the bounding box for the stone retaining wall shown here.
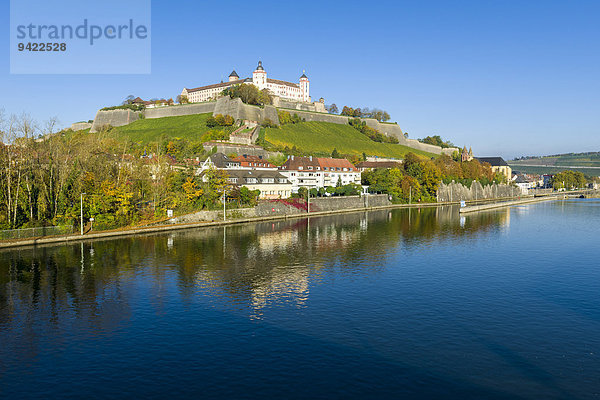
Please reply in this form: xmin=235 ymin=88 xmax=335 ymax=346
xmin=437 ymin=181 xmax=522 ymax=202
xmin=167 ymin=194 xmax=391 ymax=224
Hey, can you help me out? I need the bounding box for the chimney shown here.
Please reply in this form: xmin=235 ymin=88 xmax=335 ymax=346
xmin=291 ymin=155 xmax=294 ymax=160
xmin=309 ymin=156 xmax=313 ymax=161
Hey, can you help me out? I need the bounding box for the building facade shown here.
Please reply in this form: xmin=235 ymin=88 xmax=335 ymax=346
xmin=225 ymin=169 xmax=292 ymax=200
xmin=181 ymin=61 xmax=310 ymax=104
xmin=279 ymin=156 xmax=362 ymax=192
xmin=476 ymin=157 xmax=512 ymax=181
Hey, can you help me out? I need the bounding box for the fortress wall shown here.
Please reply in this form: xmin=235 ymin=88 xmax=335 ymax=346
xmin=71 ymin=122 xmax=92 ymax=131
xmin=284 ymin=109 xmax=351 ymax=124
xmin=202 ymin=142 xmax=282 ymax=158
xmin=436 ymin=181 xmax=522 ymax=202
xmin=277 ymin=98 xmax=323 ymax=112
xmin=89 ymin=98 xmax=456 ymax=158
xmin=239 ymin=103 xmax=264 ymax=122
xmin=213 ymin=97 xmax=244 ymax=120
xmin=90 ymin=110 xmax=140 ymax=132
xmin=144 ymin=102 xmax=216 ymax=119
xmin=262 ymin=105 xmax=279 ymax=124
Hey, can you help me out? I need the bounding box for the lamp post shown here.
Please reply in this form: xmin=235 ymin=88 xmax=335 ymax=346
xmin=223 ymin=191 xmax=227 ymax=221
xmin=80 ymin=193 xmax=86 ymax=235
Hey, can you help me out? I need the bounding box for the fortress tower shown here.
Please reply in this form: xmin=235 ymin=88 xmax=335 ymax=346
xmin=300 ymin=71 xmax=309 ymax=102
xmin=228 ymin=70 xmax=239 ymax=82
xmin=252 ymin=61 xmax=267 ymax=89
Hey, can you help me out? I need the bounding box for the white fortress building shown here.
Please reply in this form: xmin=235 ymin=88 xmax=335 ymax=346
xmin=181 ymin=61 xmax=311 ymax=104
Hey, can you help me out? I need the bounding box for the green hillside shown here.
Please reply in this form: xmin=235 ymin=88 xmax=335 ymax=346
xmin=111 ymin=113 xmax=215 ymax=143
xmin=265 ymin=121 xmax=436 ymax=159
xmin=77 ymin=113 xmax=437 ymax=159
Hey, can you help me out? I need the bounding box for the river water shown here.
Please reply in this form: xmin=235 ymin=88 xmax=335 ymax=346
xmin=1 ymin=200 xmax=599 ymax=399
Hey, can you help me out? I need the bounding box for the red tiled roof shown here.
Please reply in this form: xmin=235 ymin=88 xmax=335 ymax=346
xmin=316 ymin=157 xmax=355 ymax=171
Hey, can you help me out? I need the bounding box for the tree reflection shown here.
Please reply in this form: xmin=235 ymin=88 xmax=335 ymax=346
xmin=0 ymin=206 xmax=510 ymax=328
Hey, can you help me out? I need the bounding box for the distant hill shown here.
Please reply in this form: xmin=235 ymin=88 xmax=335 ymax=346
xmin=511 ymin=152 xmax=600 ymax=167
xmin=264 ymin=121 xmax=436 ymax=159
xmin=509 ymin=152 xmax=600 ymax=176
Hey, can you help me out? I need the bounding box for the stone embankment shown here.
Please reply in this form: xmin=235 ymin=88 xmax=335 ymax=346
xmin=0 ymin=194 xmax=392 ymax=250
xmin=167 ymin=195 xmax=391 ymax=224
xmin=459 ymin=196 xmax=558 ymax=213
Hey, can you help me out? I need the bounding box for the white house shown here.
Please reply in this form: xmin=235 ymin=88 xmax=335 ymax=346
xmin=278 ymin=156 xmax=362 ymax=192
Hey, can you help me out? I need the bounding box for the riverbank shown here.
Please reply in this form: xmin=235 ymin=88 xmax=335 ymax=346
xmin=0 ymin=194 xmax=559 ymax=250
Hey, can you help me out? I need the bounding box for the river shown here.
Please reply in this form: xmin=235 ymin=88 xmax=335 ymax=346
xmin=1 ymin=200 xmax=599 ymax=399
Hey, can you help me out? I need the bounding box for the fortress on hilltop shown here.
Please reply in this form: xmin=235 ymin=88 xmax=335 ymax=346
xmin=181 ymin=61 xmax=312 ymax=104
xmin=87 ymin=60 xmax=458 ymax=156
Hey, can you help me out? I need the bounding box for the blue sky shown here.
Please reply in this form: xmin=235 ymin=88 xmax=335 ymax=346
xmin=2 ymin=0 xmax=599 ymax=159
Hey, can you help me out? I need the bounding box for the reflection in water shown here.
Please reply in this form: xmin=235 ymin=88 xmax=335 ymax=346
xmin=1 ymin=201 xmax=599 ymax=399
xmin=0 ymin=206 xmax=507 ymax=325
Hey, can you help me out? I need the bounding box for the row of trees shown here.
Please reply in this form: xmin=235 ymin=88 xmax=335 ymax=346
xmin=334 ymin=105 xmax=391 ymax=122
xmin=277 ymin=110 xmax=303 ymax=125
xmin=362 ymin=153 xmax=501 ymax=203
xmin=348 ymin=118 xmax=399 ymax=144
xmin=419 ymin=135 xmax=455 ymax=149
xmin=222 ymin=84 xmax=272 ymax=106
xmin=0 ymin=110 xmax=252 ymax=231
xmin=551 ymin=170 xmax=587 ymax=190
xmin=206 ymin=114 xmax=235 ymax=127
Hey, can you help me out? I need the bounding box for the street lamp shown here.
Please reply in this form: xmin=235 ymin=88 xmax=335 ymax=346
xmin=223 ymin=193 xmax=226 ymax=221
xmin=80 ymin=193 xmax=86 ymax=235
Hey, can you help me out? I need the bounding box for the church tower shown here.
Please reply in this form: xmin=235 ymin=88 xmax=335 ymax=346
xmin=300 ymin=71 xmax=310 ymax=102
xmin=252 ymin=61 xmax=267 ymax=89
